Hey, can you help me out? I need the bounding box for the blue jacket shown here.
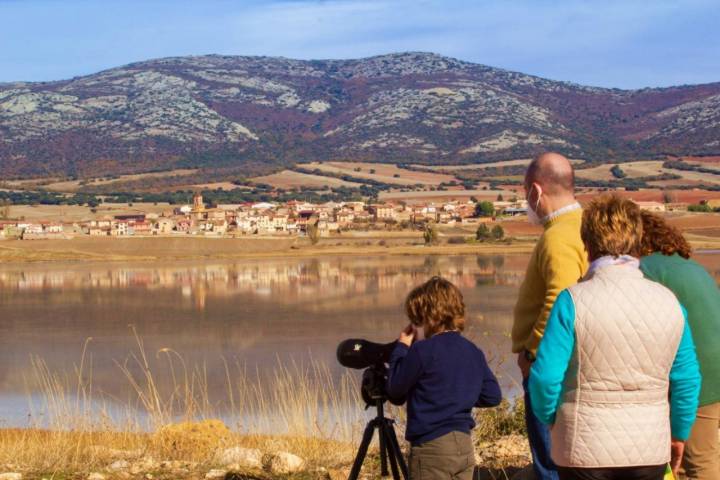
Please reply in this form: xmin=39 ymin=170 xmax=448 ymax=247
xmin=387 ymin=331 xmax=502 ymax=445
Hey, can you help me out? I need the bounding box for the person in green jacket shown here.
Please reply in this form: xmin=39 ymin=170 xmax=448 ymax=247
xmin=639 ymin=211 xmax=720 ymax=480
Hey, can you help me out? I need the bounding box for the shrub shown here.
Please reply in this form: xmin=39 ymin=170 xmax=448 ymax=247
xmin=476 ymin=224 xmax=491 ymax=241
xmin=610 ymin=164 xmax=627 ymax=179
xmin=492 ymin=225 xmax=505 ymax=240
xmin=688 ymin=203 xmax=713 ymax=213
xmin=306 ymin=223 xmax=321 ymax=244
xmin=423 ymin=224 xmax=439 ymax=245
xmin=475 ymin=201 xmax=495 ymax=217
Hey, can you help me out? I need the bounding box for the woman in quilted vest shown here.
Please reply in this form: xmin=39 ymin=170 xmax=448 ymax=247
xmin=639 ymin=211 xmax=720 ymax=480
xmin=528 ymin=194 xmax=701 ymax=480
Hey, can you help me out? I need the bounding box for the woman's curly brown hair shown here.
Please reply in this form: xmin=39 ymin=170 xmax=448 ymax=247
xmin=639 ymin=211 xmax=692 ymax=259
xmin=581 ymin=194 xmax=643 ymax=259
xmin=405 ymin=276 xmax=465 ymax=337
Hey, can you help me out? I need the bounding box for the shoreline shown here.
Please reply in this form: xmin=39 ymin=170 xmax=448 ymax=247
xmin=0 ymin=235 xmax=539 ymax=264
xmin=2 ymin=233 xmax=720 ymax=265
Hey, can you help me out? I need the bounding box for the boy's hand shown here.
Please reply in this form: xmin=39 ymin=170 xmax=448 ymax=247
xmin=398 ymin=324 xmax=415 ymax=347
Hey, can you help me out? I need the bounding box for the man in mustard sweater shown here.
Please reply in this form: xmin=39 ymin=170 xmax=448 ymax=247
xmin=512 ymin=152 xmax=588 ymax=480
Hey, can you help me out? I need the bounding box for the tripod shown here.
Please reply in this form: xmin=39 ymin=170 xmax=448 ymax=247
xmin=349 ymin=398 xmax=408 ymax=480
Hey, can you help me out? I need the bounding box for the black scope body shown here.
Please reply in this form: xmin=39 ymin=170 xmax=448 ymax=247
xmin=336 ymin=338 xmax=398 ymax=370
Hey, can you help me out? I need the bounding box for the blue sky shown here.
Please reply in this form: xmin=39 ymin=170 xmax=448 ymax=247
xmin=1 ymin=0 xmax=718 ymax=88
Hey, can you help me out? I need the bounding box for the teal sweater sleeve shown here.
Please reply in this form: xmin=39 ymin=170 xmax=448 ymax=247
xmin=529 ymin=289 xmax=575 ymax=425
xmin=669 ymin=306 xmax=702 ymax=440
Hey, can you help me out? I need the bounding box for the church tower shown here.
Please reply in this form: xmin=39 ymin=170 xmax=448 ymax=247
xmin=192 ymin=192 xmax=204 ymax=211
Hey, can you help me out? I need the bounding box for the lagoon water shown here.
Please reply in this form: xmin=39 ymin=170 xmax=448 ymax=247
xmin=1 ymin=253 xmax=718 ymax=431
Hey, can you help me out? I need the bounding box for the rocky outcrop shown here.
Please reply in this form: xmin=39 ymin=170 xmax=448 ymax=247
xmin=1 ymin=52 xmax=719 ymax=178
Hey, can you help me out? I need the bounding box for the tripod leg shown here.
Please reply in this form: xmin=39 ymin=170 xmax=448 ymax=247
xmin=384 ymin=420 xmax=409 ymax=479
xmin=380 ymin=421 xmax=402 ymax=480
xmin=378 ymin=419 xmax=389 ymax=477
xmin=349 ymin=420 xmax=377 ymax=480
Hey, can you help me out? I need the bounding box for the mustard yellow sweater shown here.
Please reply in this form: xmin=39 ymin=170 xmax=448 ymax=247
xmin=512 ymin=208 xmax=588 ymax=355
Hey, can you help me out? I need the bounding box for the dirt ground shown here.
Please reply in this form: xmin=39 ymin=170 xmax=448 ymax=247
xmin=4 ymin=170 xmax=198 ymax=193
xmin=5 ymin=203 xmax=175 ymax=222
xmin=303 ymin=161 xmax=458 ymax=186
xmin=252 ymin=170 xmax=362 ymax=189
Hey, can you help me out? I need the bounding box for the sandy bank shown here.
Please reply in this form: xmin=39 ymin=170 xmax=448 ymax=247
xmin=0 ymin=235 xmax=537 ymax=264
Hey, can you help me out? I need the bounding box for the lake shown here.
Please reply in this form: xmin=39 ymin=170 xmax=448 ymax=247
xmin=1 ymin=253 xmax=718 ymax=433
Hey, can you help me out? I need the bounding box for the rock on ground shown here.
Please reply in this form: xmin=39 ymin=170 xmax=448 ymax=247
xmin=108 ymin=459 xmax=130 ymax=471
xmin=205 ymin=469 xmax=227 ymax=479
xmin=268 ymin=452 xmax=305 ymax=475
xmin=0 ymin=474 xmax=22 ymax=480
xmin=216 ymin=446 xmax=263 ymax=469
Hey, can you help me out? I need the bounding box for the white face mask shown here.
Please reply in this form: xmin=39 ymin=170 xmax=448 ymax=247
xmin=526 ymin=184 xmax=543 ymax=225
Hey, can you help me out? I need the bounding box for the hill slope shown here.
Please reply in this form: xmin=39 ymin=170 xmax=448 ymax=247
xmin=1 ymin=52 xmax=719 ymax=178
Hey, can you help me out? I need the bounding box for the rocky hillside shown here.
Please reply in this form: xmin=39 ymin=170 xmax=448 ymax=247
xmin=1 ymin=52 xmax=719 ymax=178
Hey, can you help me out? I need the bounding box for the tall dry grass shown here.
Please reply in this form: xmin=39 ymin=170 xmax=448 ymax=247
xmin=0 ymin=331 xmax=368 ymax=473
xmin=0 ymin=330 xmax=525 ymax=475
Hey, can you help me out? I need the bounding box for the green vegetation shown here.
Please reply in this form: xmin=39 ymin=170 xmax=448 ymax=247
xmin=610 ymin=164 xmax=626 ymax=179
xmin=476 ymin=224 xmax=491 ymax=241
xmin=663 ymin=160 xmax=720 ymax=176
xmin=688 ymin=203 xmax=714 ymax=212
xmin=492 ymin=225 xmax=505 ymax=240
xmin=423 ymin=223 xmax=439 ymax=245
xmin=475 ymin=201 xmax=495 ymax=217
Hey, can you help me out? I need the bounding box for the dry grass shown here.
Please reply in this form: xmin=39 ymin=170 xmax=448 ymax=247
xmin=304 ymin=162 xmax=458 ymax=186
xmin=0 ymin=329 xmax=529 ymax=477
xmin=251 ymin=170 xmax=363 ymax=189
xmin=0 ymin=332 xmax=366 ymax=474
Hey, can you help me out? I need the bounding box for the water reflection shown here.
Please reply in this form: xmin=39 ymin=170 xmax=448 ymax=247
xmin=0 ymin=255 xmax=530 ymax=427
xmin=2 ymin=252 xmax=719 ymax=429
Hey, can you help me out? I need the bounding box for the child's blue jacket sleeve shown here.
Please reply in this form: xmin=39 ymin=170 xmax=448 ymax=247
xmin=476 ymin=350 xmax=502 ymax=408
xmin=386 ymin=342 xmax=423 ymax=399
xmin=529 ymin=289 xmax=575 ymax=425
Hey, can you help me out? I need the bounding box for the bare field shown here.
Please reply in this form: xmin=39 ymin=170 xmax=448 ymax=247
xmin=576 ymin=189 xmax=720 ymax=204
xmin=576 ymin=161 xmax=666 ymax=181
xmin=681 ymin=156 xmax=720 ymax=165
xmin=415 ymin=158 xmax=584 ymax=171
xmin=182 ymin=182 xmax=246 ymax=191
xmin=5 ymin=170 xmax=200 ymax=193
xmin=303 ymin=161 xmax=458 ymax=185
xmin=252 ymin=169 xmax=362 ymax=189
xmin=380 ymin=188 xmax=517 ymax=202
xmin=576 ymin=160 xmax=720 ymax=186
xmin=5 ymin=202 xmax=174 ymax=222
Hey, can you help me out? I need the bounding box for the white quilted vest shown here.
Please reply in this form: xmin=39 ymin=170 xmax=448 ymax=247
xmin=551 ymin=264 xmax=684 ymax=468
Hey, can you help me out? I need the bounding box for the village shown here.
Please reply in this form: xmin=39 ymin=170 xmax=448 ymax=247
xmin=0 ymin=191 xmax=682 ymax=241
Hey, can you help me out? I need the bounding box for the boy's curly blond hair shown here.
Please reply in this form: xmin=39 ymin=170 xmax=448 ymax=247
xmin=405 ymin=276 xmax=465 ymax=337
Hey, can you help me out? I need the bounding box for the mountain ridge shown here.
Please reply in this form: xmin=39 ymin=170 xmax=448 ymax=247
xmin=1 ymin=52 xmax=719 ymax=179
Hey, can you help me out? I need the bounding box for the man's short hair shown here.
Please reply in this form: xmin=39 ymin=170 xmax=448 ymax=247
xmin=525 ymin=153 xmax=575 ymax=195
xmin=581 ymin=194 xmax=642 ymax=259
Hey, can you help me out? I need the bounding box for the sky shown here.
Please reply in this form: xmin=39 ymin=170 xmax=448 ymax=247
xmin=1 ymin=0 xmax=718 ymax=89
